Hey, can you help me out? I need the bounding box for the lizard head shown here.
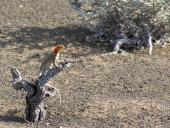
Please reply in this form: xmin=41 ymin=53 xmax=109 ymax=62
xmin=52 ymin=45 xmax=65 ymax=55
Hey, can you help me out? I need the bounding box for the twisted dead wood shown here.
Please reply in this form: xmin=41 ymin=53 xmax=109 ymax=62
xmin=10 ymin=61 xmax=70 ymax=123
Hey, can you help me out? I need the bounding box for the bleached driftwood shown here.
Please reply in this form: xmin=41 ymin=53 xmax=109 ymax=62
xmin=10 ymin=61 xmax=70 ymax=123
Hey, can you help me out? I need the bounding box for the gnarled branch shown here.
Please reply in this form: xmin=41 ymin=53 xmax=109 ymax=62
xmin=9 ymin=61 xmax=71 ymax=123
xmin=38 ymin=61 xmax=71 ymax=86
xmin=10 ymin=66 xmax=35 ymax=96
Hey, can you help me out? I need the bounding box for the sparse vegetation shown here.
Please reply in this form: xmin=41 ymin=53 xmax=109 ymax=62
xmin=0 ymin=0 xmax=170 ymax=128
xmin=70 ymin=0 xmax=170 ymax=54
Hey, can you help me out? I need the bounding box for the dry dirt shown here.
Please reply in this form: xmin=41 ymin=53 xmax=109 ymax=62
xmin=0 ymin=0 xmax=170 ymax=128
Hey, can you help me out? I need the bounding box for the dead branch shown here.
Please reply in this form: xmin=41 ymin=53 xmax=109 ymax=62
xmin=10 ymin=66 xmax=35 ymax=96
xmin=10 ymin=61 xmax=71 ymax=123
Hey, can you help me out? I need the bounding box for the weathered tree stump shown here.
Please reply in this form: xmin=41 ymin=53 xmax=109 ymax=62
xmin=10 ymin=61 xmax=70 ymax=123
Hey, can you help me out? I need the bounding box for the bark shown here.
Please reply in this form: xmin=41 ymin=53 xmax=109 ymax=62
xmin=10 ymin=61 xmax=70 ymax=123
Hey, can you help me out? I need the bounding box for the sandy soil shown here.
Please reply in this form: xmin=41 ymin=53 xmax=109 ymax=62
xmin=0 ymin=0 xmax=170 ymax=128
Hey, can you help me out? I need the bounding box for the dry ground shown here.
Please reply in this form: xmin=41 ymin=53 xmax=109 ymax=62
xmin=0 ymin=0 xmax=170 ymax=128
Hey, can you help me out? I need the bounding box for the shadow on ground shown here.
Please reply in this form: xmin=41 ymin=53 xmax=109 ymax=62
xmin=0 ymin=25 xmax=95 ymax=50
xmin=0 ymin=110 xmax=26 ymax=123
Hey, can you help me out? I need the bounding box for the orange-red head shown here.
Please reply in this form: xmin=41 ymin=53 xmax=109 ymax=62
xmin=52 ymin=45 xmax=65 ymax=55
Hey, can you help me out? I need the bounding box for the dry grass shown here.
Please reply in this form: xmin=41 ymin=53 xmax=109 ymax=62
xmin=0 ymin=0 xmax=170 ymax=128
